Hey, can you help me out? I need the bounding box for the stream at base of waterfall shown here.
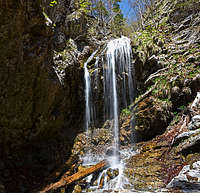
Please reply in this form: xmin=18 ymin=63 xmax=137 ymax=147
xmin=82 ymin=36 xmax=136 ymax=192
xmin=81 ymin=148 xmax=136 ymax=193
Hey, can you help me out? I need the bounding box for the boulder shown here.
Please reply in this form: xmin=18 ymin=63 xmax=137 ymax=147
xmin=133 ymin=97 xmax=172 ymax=141
xmin=188 ymin=115 xmax=200 ymax=130
xmin=167 ymin=161 xmax=200 ymax=192
xmin=173 ymin=130 xmax=200 ymax=154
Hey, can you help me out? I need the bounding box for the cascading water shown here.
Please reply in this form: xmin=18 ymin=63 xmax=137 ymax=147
xmin=84 ymin=50 xmax=98 ymax=136
xmin=104 ymin=36 xmax=134 ymax=159
xmin=82 ymin=36 xmax=135 ymax=192
xmin=83 ymin=50 xmax=99 ymax=164
xmin=105 ymin=40 xmax=119 ymax=157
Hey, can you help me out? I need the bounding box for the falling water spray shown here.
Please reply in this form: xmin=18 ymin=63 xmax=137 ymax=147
xmin=104 ymin=36 xmax=134 ymax=161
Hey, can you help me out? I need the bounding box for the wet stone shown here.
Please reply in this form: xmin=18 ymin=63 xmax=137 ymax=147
xmin=167 ymin=161 xmax=200 ymax=192
xmin=73 ymin=185 xmax=82 ymax=193
xmin=113 ymin=169 xmax=119 ymax=177
xmin=188 ymin=115 xmax=200 ymax=130
xmin=106 ymin=168 xmax=119 ymax=180
xmin=106 ymin=175 xmax=111 ymax=182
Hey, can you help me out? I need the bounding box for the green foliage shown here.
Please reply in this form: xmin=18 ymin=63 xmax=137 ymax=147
xmin=50 ymin=0 xmax=57 ymax=7
xmin=173 ymin=111 xmax=178 ymax=115
xmin=92 ymin=0 xmax=109 ymax=19
xmin=42 ymin=7 xmax=54 ymax=26
xmin=121 ymin=108 xmax=131 ymax=116
xmin=88 ymin=0 xmax=125 ymax=35
xmin=79 ymin=0 xmax=91 ymax=13
xmin=111 ymin=0 xmax=126 ymax=34
xmin=42 ymin=1 xmax=57 ymax=27
xmin=42 ymin=8 xmax=48 ymax=19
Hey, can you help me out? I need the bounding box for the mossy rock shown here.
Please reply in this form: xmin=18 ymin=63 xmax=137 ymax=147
xmin=133 ymin=96 xmax=172 ymax=141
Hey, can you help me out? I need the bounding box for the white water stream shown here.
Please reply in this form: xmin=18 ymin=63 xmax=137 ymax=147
xmin=84 ymin=50 xmax=98 ymax=136
xmin=105 ymin=39 xmax=119 ymax=156
xmin=104 ymin=36 xmax=134 ymax=157
xmin=83 ymin=36 xmax=135 ymax=192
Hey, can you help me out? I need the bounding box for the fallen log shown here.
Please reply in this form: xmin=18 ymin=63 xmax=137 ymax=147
xmin=39 ymin=160 xmax=109 ymax=193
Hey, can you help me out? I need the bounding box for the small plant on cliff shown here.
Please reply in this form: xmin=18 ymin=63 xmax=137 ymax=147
xmin=42 ymin=8 xmax=53 ymax=25
xmin=42 ymin=1 xmax=58 ymax=27
xmin=121 ymin=108 xmax=131 ymax=116
xmin=50 ymin=0 xmax=57 ymax=7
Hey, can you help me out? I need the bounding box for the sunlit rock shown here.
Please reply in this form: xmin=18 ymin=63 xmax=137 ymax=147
xmin=188 ymin=115 xmax=200 ymax=130
xmin=167 ymin=161 xmax=200 ymax=192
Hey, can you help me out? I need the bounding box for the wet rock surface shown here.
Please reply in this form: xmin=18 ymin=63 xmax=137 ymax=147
xmin=64 ymin=92 xmax=199 ymax=193
xmin=167 ymin=161 xmax=200 ymax=191
xmin=125 ymin=92 xmax=200 ymax=192
xmin=132 ymin=97 xmax=172 ymax=141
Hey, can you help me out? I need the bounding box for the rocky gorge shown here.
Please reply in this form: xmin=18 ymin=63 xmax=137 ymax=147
xmin=0 ymin=0 xmax=200 ymax=192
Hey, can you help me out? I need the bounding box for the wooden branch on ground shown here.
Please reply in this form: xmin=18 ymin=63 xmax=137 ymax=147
xmin=144 ymin=67 xmax=169 ymax=85
xmin=39 ymin=160 xmax=109 ymax=193
xmin=130 ymin=67 xmax=169 ymax=110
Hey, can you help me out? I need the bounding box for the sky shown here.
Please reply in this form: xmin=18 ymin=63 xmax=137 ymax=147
xmin=119 ymin=0 xmax=130 ymax=17
xmin=119 ymin=0 xmax=137 ymax=20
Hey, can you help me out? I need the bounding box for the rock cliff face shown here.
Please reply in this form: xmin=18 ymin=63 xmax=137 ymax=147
xmin=122 ymin=0 xmax=200 ymax=191
xmin=0 ymin=1 xmax=52 ymax=148
xmin=130 ymin=0 xmax=200 ymax=141
xmin=0 ymin=0 xmax=110 ymax=191
xmin=0 ymin=0 xmax=86 ymax=192
xmin=0 ymin=0 xmax=85 ymax=153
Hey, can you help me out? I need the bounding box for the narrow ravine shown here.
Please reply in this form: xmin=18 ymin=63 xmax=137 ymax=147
xmin=1 ymin=1 xmax=200 ymax=193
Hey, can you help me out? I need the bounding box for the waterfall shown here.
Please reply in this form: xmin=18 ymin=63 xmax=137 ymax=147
xmin=83 ymin=36 xmax=134 ymax=154
xmin=105 ymin=40 xmax=120 ymax=157
xmin=104 ymin=36 xmax=134 ymax=158
xmin=84 ymin=50 xmax=98 ymax=136
xmin=82 ymin=36 xmax=135 ymax=192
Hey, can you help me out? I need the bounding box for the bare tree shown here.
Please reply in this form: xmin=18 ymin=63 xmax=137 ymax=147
xmin=128 ymin=0 xmax=155 ymax=28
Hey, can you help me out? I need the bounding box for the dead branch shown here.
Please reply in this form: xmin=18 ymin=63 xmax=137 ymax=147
xmin=39 ymin=160 xmax=109 ymax=193
xmin=144 ymin=67 xmax=169 ymax=85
